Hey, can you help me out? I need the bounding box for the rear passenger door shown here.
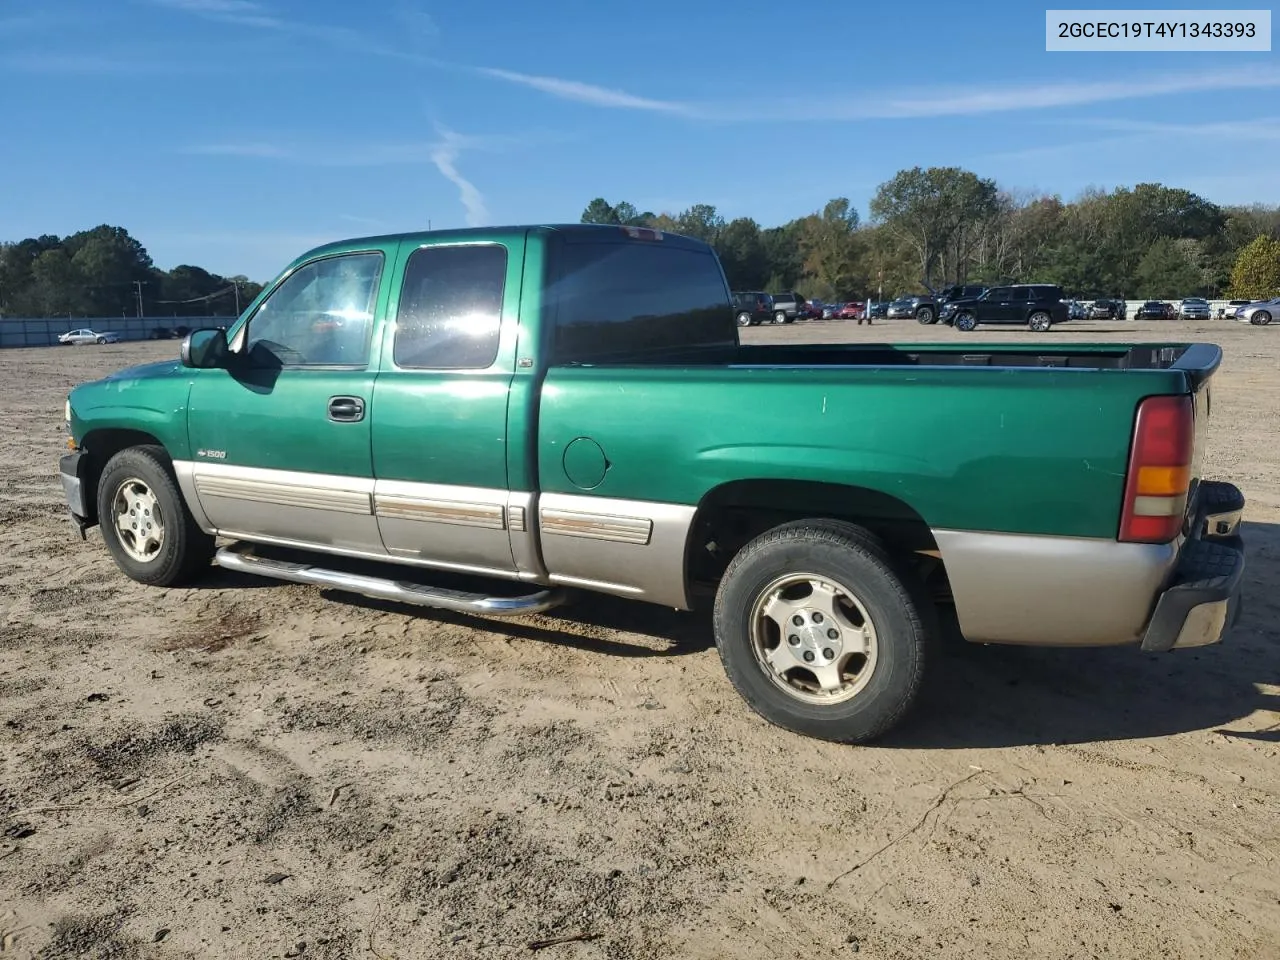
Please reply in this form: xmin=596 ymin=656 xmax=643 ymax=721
xmin=368 ymin=236 xmax=526 ymax=577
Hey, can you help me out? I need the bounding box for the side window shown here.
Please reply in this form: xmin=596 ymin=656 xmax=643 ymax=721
xmin=245 ymin=252 xmax=383 ymax=367
xmin=393 ymin=244 xmax=507 ymax=370
xmin=987 ymin=287 xmax=1012 ymax=300
xmin=1010 ymin=286 xmax=1031 ymax=301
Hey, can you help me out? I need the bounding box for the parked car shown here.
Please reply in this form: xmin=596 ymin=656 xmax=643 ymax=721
xmin=58 ymin=223 xmax=1248 ymax=745
xmin=1066 ymin=300 xmax=1087 ymax=320
xmin=802 ymin=300 xmax=826 ymax=320
xmin=1235 ymin=297 xmax=1279 ymax=325
xmin=1219 ymin=299 xmax=1253 ymax=319
xmin=58 ymin=329 xmax=121 ymax=345
xmin=1135 ymin=301 xmax=1175 ymax=321
xmin=767 ymin=292 xmax=805 ymax=324
xmin=887 ymin=295 xmax=936 ymax=323
xmin=822 ymin=304 xmax=839 ymax=320
xmin=732 ymin=291 xmax=774 ymax=327
xmin=836 ymin=302 xmax=864 ymax=320
xmin=1089 ymin=298 xmax=1127 ymax=320
xmin=939 ymin=284 xmax=1070 ymax=332
xmin=866 ymin=300 xmax=890 ymax=319
xmin=1178 ymin=298 xmax=1210 ymax=320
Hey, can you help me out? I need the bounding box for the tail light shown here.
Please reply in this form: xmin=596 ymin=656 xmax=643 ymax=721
xmin=1118 ymin=395 xmax=1194 ymax=543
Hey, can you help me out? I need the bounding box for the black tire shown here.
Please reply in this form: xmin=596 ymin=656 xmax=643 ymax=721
xmin=915 ymin=307 xmax=935 ymax=324
xmin=1253 ymin=311 xmax=1272 ymax=326
xmin=1028 ymin=311 xmax=1052 ymax=332
xmin=96 ymin=337 xmax=106 ymax=344
xmin=96 ymin=445 xmax=214 ymax=587
xmin=953 ymin=312 xmax=977 ymax=332
xmin=736 ymin=311 xmax=753 ymax=327
xmin=773 ymin=311 xmax=788 ymax=325
xmin=713 ymin=519 xmax=931 ymax=744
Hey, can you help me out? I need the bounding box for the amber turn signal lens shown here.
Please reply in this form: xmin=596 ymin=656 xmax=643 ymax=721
xmin=1134 ymin=464 xmax=1191 ymax=497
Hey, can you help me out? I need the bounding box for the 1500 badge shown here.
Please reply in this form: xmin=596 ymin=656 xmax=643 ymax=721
xmin=196 ymin=449 xmax=227 ymax=459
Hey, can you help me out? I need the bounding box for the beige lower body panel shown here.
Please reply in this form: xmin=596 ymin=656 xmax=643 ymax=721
xmin=934 ymin=528 xmax=1179 ymax=646
xmin=538 ymin=492 xmax=697 ymax=609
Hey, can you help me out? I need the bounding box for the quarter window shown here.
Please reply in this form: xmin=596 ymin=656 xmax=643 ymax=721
xmin=245 ymin=252 xmax=383 ymax=367
xmin=393 ymin=244 xmax=507 ymax=369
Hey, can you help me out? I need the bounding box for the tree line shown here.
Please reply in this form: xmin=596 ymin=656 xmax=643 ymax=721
xmin=582 ymin=167 xmax=1280 ymax=302
xmin=0 ymin=225 xmax=264 ymax=319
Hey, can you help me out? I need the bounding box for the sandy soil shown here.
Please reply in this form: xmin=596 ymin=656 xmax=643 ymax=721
xmin=1 ymin=319 xmax=1278 ymax=960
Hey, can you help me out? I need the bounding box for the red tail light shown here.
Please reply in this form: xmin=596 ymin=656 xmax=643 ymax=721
xmin=1118 ymin=395 xmax=1194 ymax=543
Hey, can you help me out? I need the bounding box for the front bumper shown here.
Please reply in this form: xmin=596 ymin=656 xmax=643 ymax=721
xmin=59 ymin=451 xmax=93 ymax=539
xmin=1140 ymin=480 xmax=1246 ymax=652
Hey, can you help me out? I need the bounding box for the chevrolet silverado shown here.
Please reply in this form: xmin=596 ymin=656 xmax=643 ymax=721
xmin=59 ymin=224 xmax=1247 ymax=744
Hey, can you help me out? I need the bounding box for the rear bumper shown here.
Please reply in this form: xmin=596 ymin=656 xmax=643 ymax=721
xmin=1140 ymin=480 xmax=1246 ymax=652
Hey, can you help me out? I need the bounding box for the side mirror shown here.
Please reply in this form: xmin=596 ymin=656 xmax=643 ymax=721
xmin=181 ymin=328 xmax=230 ymax=369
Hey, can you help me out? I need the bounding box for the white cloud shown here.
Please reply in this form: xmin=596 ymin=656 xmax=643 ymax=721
xmin=476 ymin=67 xmax=689 ymax=113
xmin=429 ymin=126 xmax=488 ymax=227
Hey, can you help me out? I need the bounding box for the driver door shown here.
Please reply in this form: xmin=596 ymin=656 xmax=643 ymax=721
xmin=184 ymin=245 xmax=396 ymax=555
xmin=980 ymin=286 xmax=1014 ymax=324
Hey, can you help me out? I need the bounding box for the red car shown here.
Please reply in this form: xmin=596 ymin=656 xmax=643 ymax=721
xmin=801 ymin=299 xmax=825 ymax=320
xmin=836 ymin=301 xmax=864 ymax=319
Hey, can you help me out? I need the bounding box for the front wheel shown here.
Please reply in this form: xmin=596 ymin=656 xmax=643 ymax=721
xmin=713 ymin=520 xmax=930 ymax=744
xmin=97 ymin=445 xmax=215 ymax=587
xmin=953 ymin=312 xmax=977 ymax=332
xmin=1252 ymin=311 xmax=1272 ymax=326
xmin=1028 ymin=311 xmax=1052 ymax=332
xmin=915 ymin=307 xmax=935 ymax=324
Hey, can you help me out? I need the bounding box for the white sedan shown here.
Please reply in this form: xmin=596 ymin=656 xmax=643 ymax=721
xmin=58 ymin=329 xmax=121 ymax=345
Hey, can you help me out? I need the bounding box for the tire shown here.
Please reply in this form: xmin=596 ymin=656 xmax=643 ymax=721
xmin=1028 ymin=311 xmax=1052 ymax=332
xmin=96 ymin=337 xmax=106 ymax=344
xmin=736 ymin=311 xmax=753 ymax=327
xmin=915 ymin=307 xmax=935 ymax=324
xmin=713 ymin=519 xmax=931 ymax=744
xmin=1252 ymin=311 xmax=1272 ymax=326
xmin=96 ymin=445 xmax=215 ymax=587
xmin=953 ymin=312 xmax=977 ymax=332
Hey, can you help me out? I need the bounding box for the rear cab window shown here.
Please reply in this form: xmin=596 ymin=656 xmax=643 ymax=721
xmin=546 ymin=229 xmax=737 ymax=364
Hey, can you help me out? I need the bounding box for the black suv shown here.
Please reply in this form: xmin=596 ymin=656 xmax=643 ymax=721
xmin=732 ymin=291 xmax=774 ymax=327
xmin=940 ymin=284 xmax=1069 ymax=332
xmin=933 ymin=284 xmax=987 ymax=325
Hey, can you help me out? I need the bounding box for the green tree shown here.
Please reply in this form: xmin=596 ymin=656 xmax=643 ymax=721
xmin=798 ymin=198 xmax=863 ymax=299
xmin=1227 ymin=235 xmax=1280 ymax=300
xmin=869 ymin=166 xmax=1000 ymax=285
xmin=581 ymin=198 xmax=619 ymax=224
xmin=674 ymin=204 xmax=725 ymax=245
xmin=31 ymin=248 xmax=87 ymax=316
xmin=716 ymin=217 xmax=768 ymax=290
xmin=1134 ymin=237 xmax=1202 ymax=298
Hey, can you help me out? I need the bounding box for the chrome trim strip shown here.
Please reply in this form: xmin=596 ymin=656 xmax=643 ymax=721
xmin=933 ymin=529 xmax=1179 ymax=647
xmin=540 ymin=508 xmax=653 ymax=545
xmin=508 ymin=504 xmax=526 ymax=532
xmin=190 ymin=461 xmax=373 ymax=515
xmin=214 ymin=543 xmax=564 ymax=617
xmin=537 ymin=493 xmax=696 ymax=609
xmin=374 ymin=494 xmax=505 ymax=528
xmin=172 ymin=459 xmax=215 ymax=534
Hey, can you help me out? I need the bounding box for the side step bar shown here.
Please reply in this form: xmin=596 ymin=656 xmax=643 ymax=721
xmin=214 ymin=542 xmax=566 ymax=617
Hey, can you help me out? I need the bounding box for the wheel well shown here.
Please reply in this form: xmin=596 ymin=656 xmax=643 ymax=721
xmin=79 ymin=428 xmax=166 ymax=525
xmin=684 ymin=479 xmax=951 ymax=607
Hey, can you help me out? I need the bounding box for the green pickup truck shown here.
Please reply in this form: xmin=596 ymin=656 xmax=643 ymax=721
xmin=59 ymin=224 xmax=1247 ymax=743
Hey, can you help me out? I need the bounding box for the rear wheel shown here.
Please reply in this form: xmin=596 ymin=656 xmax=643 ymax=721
xmin=1028 ymin=311 xmax=1052 ymax=332
xmin=953 ymin=312 xmax=977 ymax=332
xmin=736 ymin=311 xmax=753 ymax=327
xmin=713 ymin=520 xmax=931 ymax=744
xmin=774 ymin=311 xmax=788 ymax=325
xmin=97 ymin=445 xmax=214 ymax=587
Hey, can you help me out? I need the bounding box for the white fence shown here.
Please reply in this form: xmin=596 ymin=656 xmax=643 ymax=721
xmin=0 ymin=317 xmax=228 ymax=349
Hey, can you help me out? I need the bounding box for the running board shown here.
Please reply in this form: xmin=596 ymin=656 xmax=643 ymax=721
xmin=214 ymin=543 xmax=566 ymax=617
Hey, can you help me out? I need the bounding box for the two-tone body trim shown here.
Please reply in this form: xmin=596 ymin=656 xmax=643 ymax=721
xmin=539 ymin=507 xmax=653 ymax=545
xmin=934 ymin=528 xmax=1179 ymax=646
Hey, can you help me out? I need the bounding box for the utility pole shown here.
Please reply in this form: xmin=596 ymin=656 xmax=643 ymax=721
xmin=132 ymin=280 xmax=147 ymax=318
xmin=230 ymin=279 xmax=241 ymax=316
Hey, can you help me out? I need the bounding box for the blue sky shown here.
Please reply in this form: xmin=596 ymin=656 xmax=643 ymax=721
xmin=2 ymin=0 xmax=1278 ymax=281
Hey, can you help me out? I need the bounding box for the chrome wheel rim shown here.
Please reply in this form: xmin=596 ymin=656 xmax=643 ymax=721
xmin=737 ymin=312 xmax=751 ymax=326
xmin=1030 ymin=312 xmax=1050 ymax=331
xmin=748 ymin=573 xmax=878 ymax=705
xmin=111 ymin=477 xmax=165 ymax=563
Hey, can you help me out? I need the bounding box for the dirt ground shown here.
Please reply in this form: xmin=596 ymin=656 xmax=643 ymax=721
xmin=1 ymin=318 xmax=1277 ymax=960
